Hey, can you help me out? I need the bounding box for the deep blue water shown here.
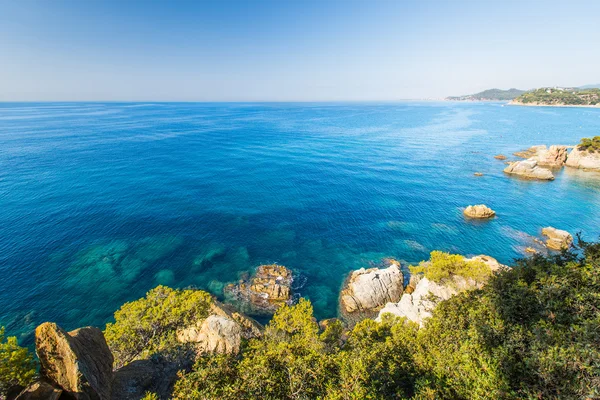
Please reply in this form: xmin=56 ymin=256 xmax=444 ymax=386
xmin=1 ymin=102 xmax=600 ymax=343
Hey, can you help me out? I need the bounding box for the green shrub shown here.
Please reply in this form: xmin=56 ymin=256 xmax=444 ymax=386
xmin=409 ymin=251 xmax=492 ymax=284
xmin=104 ymin=285 xmax=212 ymax=368
xmin=0 ymin=327 xmax=36 ymax=395
xmin=577 ymin=136 xmax=600 ymax=152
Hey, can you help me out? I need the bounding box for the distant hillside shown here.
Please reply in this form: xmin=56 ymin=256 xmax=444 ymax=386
xmin=579 ymin=84 xmax=600 ymax=89
xmin=446 ymin=88 xmax=525 ymax=101
xmin=511 ymin=87 xmax=600 ymax=107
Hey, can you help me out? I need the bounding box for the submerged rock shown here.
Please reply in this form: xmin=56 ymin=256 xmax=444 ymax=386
xmin=473 ymin=172 xmax=484 ymax=176
xmin=503 ymin=159 xmax=554 ymax=180
xmin=463 ymin=204 xmax=495 ymax=219
xmin=542 ymin=227 xmax=573 ymax=250
xmin=35 ymin=323 xmax=113 ymax=400
xmin=565 ymin=146 xmax=600 ymax=171
xmin=340 ymin=259 xmax=403 ymax=315
xmin=225 ymin=264 xmax=293 ymax=313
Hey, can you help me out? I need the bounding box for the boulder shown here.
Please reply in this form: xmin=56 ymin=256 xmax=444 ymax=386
xmin=494 ymin=154 xmax=507 ymax=160
xmin=340 ymin=259 xmax=404 ymax=314
xmin=209 ymin=300 xmax=262 ymax=339
xmin=376 ymin=255 xmax=502 ymax=327
xmin=514 ymin=145 xmax=568 ymax=167
xmin=111 ymin=358 xmax=183 ymax=400
xmin=503 ymin=159 xmax=554 ymax=180
xmin=12 ymin=381 xmax=62 ymax=400
xmin=225 ymin=264 xmax=293 ymax=313
xmin=177 ymin=315 xmax=242 ymax=354
xmin=473 ymin=172 xmax=483 ymax=176
xmin=541 ymin=227 xmax=573 ymax=250
xmin=35 ymin=323 xmax=114 ymax=400
xmin=565 ymin=147 xmax=600 ymax=171
xmin=463 ymin=204 xmax=495 ymax=219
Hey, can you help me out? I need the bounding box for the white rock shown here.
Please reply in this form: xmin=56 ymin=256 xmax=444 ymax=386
xmin=340 ymin=260 xmax=404 ymax=313
xmin=503 ymin=158 xmax=554 ymax=180
xmin=565 ymin=147 xmax=600 ymax=171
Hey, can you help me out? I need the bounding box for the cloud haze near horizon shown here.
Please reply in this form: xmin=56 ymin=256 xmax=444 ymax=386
xmin=1 ymin=0 xmax=599 ymax=101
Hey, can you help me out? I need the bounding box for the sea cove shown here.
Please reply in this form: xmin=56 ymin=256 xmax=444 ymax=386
xmin=1 ymin=101 xmax=600 ymax=342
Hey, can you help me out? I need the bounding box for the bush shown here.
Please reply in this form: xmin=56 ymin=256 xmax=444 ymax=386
xmin=0 ymin=327 xmax=36 ymax=395
xmin=409 ymin=251 xmax=492 ymax=284
xmin=577 ymin=136 xmax=600 ymax=152
xmin=104 ymin=285 xmax=212 ymax=368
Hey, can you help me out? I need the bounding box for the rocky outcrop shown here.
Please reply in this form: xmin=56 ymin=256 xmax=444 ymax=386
xmin=494 ymin=154 xmax=507 ymax=160
xmin=542 ymin=227 xmax=573 ymax=250
xmin=514 ymin=145 xmax=568 ymax=167
xmin=209 ymin=300 xmax=262 ymax=339
xmin=35 ymin=323 xmax=114 ymax=400
xmin=225 ymin=264 xmax=293 ymax=314
xmin=177 ymin=315 xmax=242 ymax=354
xmin=565 ymin=147 xmax=600 ymax=171
xmin=463 ymin=204 xmax=495 ymax=219
xmin=340 ymin=259 xmax=403 ymax=314
xmin=12 ymin=381 xmax=62 ymax=400
xmin=503 ymin=159 xmax=554 ymax=180
xmin=111 ymin=358 xmax=183 ymax=400
xmin=376 ymin=255 xmax=503 ymax=327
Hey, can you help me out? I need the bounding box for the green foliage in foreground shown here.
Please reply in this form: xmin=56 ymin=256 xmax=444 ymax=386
xmin=0 ymin=327 xmax=36 ymax=395
xmin=409 ymin=250 xmax=492 ymax=284
xmin=578 ymin=136 xmax=600 ymax=152
xmin=104 ymin=285 xmax=212 ymax=368
xmin=169 ymin=241 xmax=600 ymax=399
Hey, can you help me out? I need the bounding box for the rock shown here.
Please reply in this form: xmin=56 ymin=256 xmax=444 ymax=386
xmin=541 ymin=227 xmax=573 ymax=250
xmin=225 ymin=264 xmax=293 ymax=313
xmin=177 ymin=315 xmax=242 ymax=354
xmin=35 ymin=323 xmax=114 ymax=400
xmin=463 ymin=204 xmax=496 ymax=219
xmin=565 ymin=146 xmax=600 ymax=171
xmin=473 ymin=172 xmax=483 ymax=176
xmin=514 ymin=145 xmax=568 ymax=167
xmin=340 ymin=259 xmax=404 ymax=314
xmin=525 ymin=247 xmax=537 ymax=254
xmin=503 ymin=159 xmax=554 ymax=180
xmin=209 ymin=300 xmax=262 ymax=339
xmin=111 ymin=358 xmax=183 ymax=400
xmin=376 ymin=255 xmax=502 ymax=326
xmin=494 ymin=154 xmax=507 ymax=160
xmin=12 ymin=380 xmax=62 ymax=400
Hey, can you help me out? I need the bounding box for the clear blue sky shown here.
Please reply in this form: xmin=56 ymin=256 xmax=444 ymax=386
xmin=1 ymin=0 xmax=599 ymax=101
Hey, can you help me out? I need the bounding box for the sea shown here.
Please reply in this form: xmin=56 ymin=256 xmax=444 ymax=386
xmin=1 ymin=101 xmax=600 ymax=343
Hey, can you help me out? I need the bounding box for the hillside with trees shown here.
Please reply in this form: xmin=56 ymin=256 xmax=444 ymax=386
xmin=446 ymin=88 xmax=525 ymax=101
xmin=512 ymin=87 xmax=600 ymax=106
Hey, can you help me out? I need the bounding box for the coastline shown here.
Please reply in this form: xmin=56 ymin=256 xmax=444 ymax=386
xmin=508 ymin=101 xmax=600 ymax=109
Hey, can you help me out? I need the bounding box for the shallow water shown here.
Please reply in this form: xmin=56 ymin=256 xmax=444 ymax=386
xmin=1 ymin=101 xmax=600 ymax=342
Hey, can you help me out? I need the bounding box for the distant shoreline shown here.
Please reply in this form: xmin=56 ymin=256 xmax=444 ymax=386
xmin=508 ymin=101 xmax=600 ymax=109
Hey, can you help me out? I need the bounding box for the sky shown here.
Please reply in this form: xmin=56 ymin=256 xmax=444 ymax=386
xmin=1 ymin=0 xmax=599 ymax=101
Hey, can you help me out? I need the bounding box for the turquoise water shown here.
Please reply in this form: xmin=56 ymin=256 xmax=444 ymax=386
xmin=1 ymin=102 xmax=600 ymax=343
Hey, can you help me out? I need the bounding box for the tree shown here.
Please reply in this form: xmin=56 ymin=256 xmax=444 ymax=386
xmin=104 ymin=285 xmax=212 ymax=368
xmin=0 ymin=327 xmax=36 ymax=395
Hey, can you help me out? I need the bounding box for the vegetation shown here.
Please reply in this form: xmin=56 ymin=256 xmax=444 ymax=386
xmin=104 ymin=285 xmax=212 ymax=368
xmin=170 ymin=240 xmax=600 ymax=399
xmin=446 ymin=88 xmax=525 ymax=101
xmin=409 ymin=250 xmax=493 ymax=284
xmin=0 ymin=327 xmax=36 ymax=395
xmin=514 ymin=87 xmax=600 ymax=106
xmin=577 ymin=136 xmax=600 ymax=152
